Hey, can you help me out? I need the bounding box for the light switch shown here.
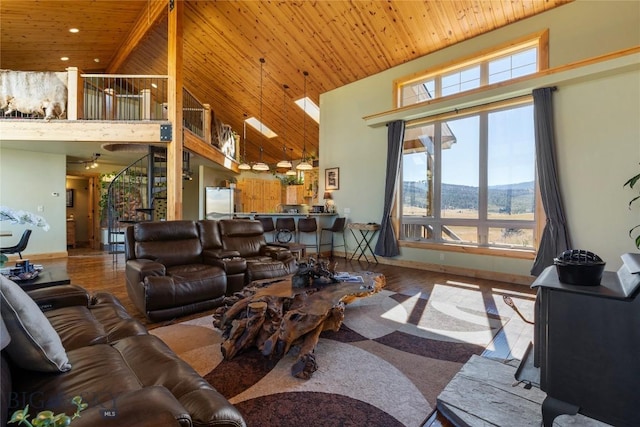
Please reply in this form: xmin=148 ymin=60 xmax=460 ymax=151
xmin=37 ymin=205 xmax=44 ymax=212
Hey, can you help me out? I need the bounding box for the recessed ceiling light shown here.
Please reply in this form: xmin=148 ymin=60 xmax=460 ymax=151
xmin=60 ymin=57 xmax=69 ymax=61
xmin=94 ymin=58 xmax=100 ymax=63
xmin=69 ymin=28 xmax=79 ymax=33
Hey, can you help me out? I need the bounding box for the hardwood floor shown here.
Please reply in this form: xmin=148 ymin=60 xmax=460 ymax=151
xmin=27 ymin=248 xmax=537 ymax=427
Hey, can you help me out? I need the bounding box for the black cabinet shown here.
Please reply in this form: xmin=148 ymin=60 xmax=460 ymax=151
xmin=531 ymin=257 xmax=640 ymax=427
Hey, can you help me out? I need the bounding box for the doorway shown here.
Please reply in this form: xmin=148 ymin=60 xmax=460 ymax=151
xmin=65 ymin=174 xmax=101 ymax=250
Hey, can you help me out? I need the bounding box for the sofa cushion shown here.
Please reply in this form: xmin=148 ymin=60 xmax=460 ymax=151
xmin=10 ymin=344 xmax=148 ymax=415
xmin=197 ymin=219 xmax=223 ymax=249
xmin=144 ymin=265 xmax=226 ymax=311
xmin=134 ymin=221 xmax=203 ymax=267
xmin=42 ymin=292 xmax=147 ymax=352
xmin=0 ymin=275 xmax=71 ymax=372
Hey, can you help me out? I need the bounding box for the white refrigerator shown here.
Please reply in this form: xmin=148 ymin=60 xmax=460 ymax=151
xmin=205 ymin=187 xmax=234 ymax=219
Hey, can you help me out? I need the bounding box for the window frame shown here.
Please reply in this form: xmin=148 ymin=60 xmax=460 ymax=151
xmin=394 ymin=30 xmax=549 ymax=109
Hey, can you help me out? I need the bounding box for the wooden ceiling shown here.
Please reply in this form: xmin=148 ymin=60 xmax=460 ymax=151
xmin=0 ymin=0 xmax=571 ymax=167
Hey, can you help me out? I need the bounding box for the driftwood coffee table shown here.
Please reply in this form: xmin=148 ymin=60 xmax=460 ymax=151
xmin=213 ymin=272 xmax=385 ymax=379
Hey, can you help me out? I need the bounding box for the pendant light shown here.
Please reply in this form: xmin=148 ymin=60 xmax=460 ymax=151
xmin=276 ymin=145 xmax=292 ymax=169
xmin=296 ymin=70 xmax=313 ymax=171
xmin=276 ymin=84 xmax=293 ymax=169
xmin=286 ymin=148 xmax=297 ymax=176
xmin=238 ymin=114 xmax=251 ymax=170
xmin=252 ymin=57 xmax=269 ymax=172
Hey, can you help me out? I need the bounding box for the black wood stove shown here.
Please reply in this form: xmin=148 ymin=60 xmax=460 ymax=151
xmin=520 ymin=253 xmax=640 ymax=426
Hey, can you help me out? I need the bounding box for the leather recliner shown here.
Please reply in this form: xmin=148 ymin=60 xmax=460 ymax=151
xmin=124 ymin=220 xmax=227 ymax=322
xmin=1 ymin=283 xmax=245 ymax=427
xmin=217 ymin=219 xmax=297 ymax=283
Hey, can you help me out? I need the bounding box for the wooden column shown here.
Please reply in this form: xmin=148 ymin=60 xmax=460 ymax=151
xmin=167 ymin=0 xmax=183 ymax=220
xmin=66 ymin=67 xmax=83 ymax=120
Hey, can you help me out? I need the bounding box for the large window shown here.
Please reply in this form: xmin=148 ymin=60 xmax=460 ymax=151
xmin=400 ymin=101 xmax=537 ymax=250
xmin=395 ymin=31 xmax=547 ymax=108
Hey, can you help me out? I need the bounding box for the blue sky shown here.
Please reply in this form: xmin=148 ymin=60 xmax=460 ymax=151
xmin=404 ymin=104 xmax=535 ymax=187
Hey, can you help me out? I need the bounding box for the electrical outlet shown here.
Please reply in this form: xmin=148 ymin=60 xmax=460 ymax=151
xmin=37 ymin=205 xmax=44 ymax=212
xmin=343 ymin=208 xmax=351 ymax=214
xmin=439 ymin=253 xmax=445 ymax=261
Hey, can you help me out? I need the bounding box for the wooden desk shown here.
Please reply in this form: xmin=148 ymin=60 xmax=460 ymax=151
xmin=347 ymin=223 xmax=380 ymax=263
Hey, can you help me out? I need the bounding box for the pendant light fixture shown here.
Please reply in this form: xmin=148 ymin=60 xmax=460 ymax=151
xmin=252 ymin=57 xmax=269 ymax=172
xmin=296 ymin=70 xmax=313 ymax=171
xmin=238 ymin=114 xmax=251 ymax=170
xmin=276 ymin=84 xmax=293 ymax=169
xmin=286 ymin=147 xmax=297 ymax=176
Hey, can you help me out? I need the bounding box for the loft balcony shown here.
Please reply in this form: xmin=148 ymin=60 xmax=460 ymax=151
xmin=0 ymin=67 xmax=239 ymax=172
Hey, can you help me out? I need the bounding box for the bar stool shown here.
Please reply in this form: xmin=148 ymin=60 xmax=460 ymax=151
xmin=297 ymin=217 xmax=318 ymax=255
xmin=320 ymin=217 xmax=346 ymax=258
xmin=275 ymin=217 xmax=305 ymax=259
xmin=256 ymin=216 xmax=276 ymax=242
xmin=275 ymin=217 xmax=296 ymax=243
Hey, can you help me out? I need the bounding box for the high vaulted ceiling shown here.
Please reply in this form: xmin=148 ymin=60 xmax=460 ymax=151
xmin=1 ymin=0 xmax=571 ymax=168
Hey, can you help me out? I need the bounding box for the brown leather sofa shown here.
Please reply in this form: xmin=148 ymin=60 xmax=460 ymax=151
xmin=125 ymin=219 xmax=296 ymax=322
xmin=1 ymin=283 xmax=246 ymax=427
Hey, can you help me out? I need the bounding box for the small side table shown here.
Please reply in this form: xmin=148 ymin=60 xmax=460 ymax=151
xmin=347 ymin=223 xmax=380 ymax=264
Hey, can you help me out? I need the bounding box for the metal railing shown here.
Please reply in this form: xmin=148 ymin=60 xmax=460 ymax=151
xmin=106 ymin=147 xmax=167 ymax=259
xmin=183 ymin=88 xmax=206 ymax=138
xmin=82 ymin=74 xmax=168 ymax=121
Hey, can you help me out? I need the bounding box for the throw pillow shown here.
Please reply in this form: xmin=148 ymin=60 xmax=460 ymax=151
xmin=0 ymin=275 xmax=71 ymax=372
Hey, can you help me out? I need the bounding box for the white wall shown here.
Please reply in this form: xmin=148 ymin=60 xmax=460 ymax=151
xmin=320 ymin=0 xmax=640 ymax=277
xmin=0 ymin=149 xmax=67 ymax=256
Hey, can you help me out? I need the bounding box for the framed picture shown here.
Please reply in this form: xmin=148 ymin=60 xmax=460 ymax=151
xmin=325 ymin=167 xmax=339 ymax=191
xmin=66 ymin=189 xmax=74 ymax=207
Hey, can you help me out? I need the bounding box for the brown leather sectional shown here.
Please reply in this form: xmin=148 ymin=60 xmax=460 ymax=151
xmin=125 ymin=219 xmax=297 ymax=322
xmin=1 ymin=284 xmax=246 ymax=427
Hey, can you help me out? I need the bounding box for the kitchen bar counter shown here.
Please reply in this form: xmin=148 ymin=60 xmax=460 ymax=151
xmin=237 ymin=213 xmax=338 ymax=256
xmin=238 ymin=212 xmax=337 ymax=217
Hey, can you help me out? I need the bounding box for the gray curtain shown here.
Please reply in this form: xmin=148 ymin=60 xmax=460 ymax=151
xmin=374 ymin=120 xmax=405 ymax=257
xmin=531 ymin=87 xmax=572 ymax=276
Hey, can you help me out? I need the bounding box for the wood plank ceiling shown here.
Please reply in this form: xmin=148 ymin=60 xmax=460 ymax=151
xmin=0 ymin=0 xmax=571 ymax=167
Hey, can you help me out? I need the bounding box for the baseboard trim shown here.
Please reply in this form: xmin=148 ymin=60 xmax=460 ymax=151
xmin=3 ymin=251 xmax=68 ymax=263
xmin=333 ymin=250 xmax=534 ymax=286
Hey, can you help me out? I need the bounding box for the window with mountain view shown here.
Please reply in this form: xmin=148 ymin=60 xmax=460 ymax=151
xmin=400 ymin=101 xmax=536 ymax=250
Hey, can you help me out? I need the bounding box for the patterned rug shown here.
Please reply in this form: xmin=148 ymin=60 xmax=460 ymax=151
xmin=151 ymin=287 xmax=509 ymax=427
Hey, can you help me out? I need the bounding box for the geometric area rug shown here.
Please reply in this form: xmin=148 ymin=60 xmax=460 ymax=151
xmin=151 ymin=288 xmax=509 ymax=427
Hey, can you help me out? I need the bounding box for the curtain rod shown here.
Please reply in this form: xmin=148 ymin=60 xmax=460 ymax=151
xmin=386 ymin=86 xmax=558 ymax=126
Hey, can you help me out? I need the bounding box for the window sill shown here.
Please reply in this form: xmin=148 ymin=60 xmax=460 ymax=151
xmin=399 ymin=240 xmax=536 ymax=260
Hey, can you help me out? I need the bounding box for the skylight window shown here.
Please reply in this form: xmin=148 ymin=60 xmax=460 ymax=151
xmin=295 ymin=97 xmax=320 ymax=123
xmin=246 ymin=117 xmax=277 ymax=138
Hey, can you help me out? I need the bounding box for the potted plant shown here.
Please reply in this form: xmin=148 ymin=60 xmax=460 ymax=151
xmin=624 ymin=165 xmax=640 ymax=249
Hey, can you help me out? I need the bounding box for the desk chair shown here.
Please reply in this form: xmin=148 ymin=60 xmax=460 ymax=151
xmin=320 ymin=217 xmax=346 ymax=259
xmin=256 ymin=216 xmax=276 ymax=242
xmin=0 ymin=229 xmax=32 ymax=259
xmin=297 ymin=217 xmax=318 ymax=255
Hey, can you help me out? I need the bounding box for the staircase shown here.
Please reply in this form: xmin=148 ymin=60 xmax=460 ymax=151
xmin=106 ymin=147 xmax=190 ymax=260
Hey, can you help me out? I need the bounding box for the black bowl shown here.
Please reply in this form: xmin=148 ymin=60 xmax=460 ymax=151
xmin=554 ymin=250 xmax=605 ymax=286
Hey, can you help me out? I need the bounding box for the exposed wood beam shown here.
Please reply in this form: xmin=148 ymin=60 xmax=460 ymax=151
xmin=167 ymin=0 xmax=184 ymax=220
xmin=0 ymin=121 xmax=168 ymax=143
xmin=106 ymin=0 xmax=168 ymax=73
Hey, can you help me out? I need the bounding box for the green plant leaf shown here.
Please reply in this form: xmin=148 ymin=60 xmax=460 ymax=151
xmin=623 ymin=172 xmax=640 ymax=189
xmin=9 ymin=406 xmax=31 ymax=425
